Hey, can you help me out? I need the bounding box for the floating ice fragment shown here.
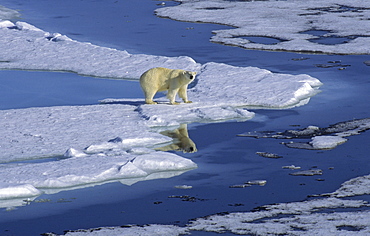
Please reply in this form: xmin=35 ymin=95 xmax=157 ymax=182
xmin=290 ymin=169 xmax=323 ymax=176
xmin=229 ymin=184 xmax=251 ymax=188
xmin=256 ymin=152 xmax=282 ymax=159
xmin=291 ymin=57 xmax=310 ymax=61
xmin=230 ymin=180 xmax=267 ymax=188
xmin=168 ymin=195 xmax=206 ymax=202
xmin=245 ymin=180 xmax=267 ymax=186
xmin=309 ymin=136 xmax=347 ymax=149
xmin=174 ymin=185 xmax=193 ymax=189
xmin=282 ymin=165 xmax=301 ymax=170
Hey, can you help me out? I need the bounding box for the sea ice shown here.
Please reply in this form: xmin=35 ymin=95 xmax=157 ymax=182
xmin=156 ymin=0 xmax=370 ymax=54
xmin=0 ymin=7 xmax=322 ymax=200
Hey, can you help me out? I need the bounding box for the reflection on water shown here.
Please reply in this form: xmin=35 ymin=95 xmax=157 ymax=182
xmin=156 ymin=124 xmax=197 ymax=153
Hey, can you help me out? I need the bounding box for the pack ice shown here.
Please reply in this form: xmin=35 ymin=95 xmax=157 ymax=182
xmin=0 ymin=13 xmax=321 ymax=200
xmin=156 ymin=0 xmax=370 ymax=54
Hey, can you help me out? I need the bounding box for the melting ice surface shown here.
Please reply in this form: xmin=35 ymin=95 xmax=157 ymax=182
xmin=0 ymin=15 xmax=321 ymax=200
xmin=156 ymin=0 xmax=370 ymax=54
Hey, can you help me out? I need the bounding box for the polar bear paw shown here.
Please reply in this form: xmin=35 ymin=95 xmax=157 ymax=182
xmin=146 ymin=101 xmax=158 ymax=105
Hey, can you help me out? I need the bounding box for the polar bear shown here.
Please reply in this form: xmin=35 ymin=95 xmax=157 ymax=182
xmin=140 ymin=67 xmax=197 ymax=105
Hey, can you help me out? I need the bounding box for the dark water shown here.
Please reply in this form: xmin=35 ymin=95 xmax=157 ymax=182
xmin=0 ymin=0 xmax=369 ymax=235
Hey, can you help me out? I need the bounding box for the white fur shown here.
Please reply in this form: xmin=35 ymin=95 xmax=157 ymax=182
xmin=140 ymin=67 xmax=196 ymax=105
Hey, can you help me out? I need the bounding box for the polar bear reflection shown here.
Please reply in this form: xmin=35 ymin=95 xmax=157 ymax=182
xmin=156 ymin=124 xmax=197 ymax=153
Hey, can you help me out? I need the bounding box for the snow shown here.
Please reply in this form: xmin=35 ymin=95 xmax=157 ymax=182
xmin=156 ymin=0 xmax=370 ymax=54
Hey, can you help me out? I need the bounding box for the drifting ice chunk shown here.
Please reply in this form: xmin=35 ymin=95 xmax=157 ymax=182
xmin=174 ymin=185 xmax=193 ymax=189
xmin=290 ymin=169 xmax=323 ymax=176
xmin=246 ymin=180 xmax=267 ymax=186
xmin=256 ymin=152 xmax=282 ymax=158
xmin=282 ymin=165 xmax=301 ymax=170
xmin=309 ymin=136 xmax=347 ymax=149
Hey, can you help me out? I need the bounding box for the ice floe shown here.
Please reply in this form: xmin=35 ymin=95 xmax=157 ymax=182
xmin=156 ymin=0 xmax=370 ymax=54
xmin=0 ymin=20 xmax=200 ymax=79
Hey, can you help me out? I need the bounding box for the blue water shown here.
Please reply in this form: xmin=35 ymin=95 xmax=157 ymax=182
xmin=0 ymin=0 xmax=370 ymax=235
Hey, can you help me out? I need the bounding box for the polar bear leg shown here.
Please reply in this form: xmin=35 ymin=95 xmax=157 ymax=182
xmin=144 ymin=90 xmax=158 ymax=104
xmin=167 ymin=88 xmax=180 ymax=105
xmin=178 ymin=85 xmax=192 ymax=103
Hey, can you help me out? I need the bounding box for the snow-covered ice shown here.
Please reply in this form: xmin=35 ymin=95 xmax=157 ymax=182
xmin=327 ymin=174 xmax=370 ymax=198
xmin=156 ymin=0 xmax=370 ymax=54
xmin=309 ymin=135 xmax=347 ymax=149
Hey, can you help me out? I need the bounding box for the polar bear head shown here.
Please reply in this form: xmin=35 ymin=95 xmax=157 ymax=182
xmin=183 ymin=71 xmax=197 ymax=81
